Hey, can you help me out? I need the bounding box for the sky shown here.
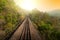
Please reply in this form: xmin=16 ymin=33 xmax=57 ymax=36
xmin=14 ymin=0 xmax=60 ymax=12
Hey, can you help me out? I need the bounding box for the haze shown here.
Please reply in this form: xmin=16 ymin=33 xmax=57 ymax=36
xmin=14 ymin=0 xmax=60 ymax=12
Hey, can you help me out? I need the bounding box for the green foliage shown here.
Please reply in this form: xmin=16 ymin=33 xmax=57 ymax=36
xmin=0 ymin=0 xmax=25 ymax=40
xmin=0 ymin=15 xmax=4 ymax=19
xmin=4 ymin=23 xmax=14 ymax=34
xmin=0 ymin=0 xmax=7 ymax=12
xmin=29 ymin=9 xmax=60 ymax=40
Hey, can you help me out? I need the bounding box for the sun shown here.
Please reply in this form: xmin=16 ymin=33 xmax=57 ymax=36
xmin=14 ymin=0 xmax=35 ymax=11
xmin=20 ymin=0 xmax=35 ymax=10
xmin=20 ymin=1 xmax=34 ymax=10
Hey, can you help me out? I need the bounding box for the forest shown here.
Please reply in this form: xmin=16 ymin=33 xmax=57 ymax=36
xmin=0 ymin=0 xmax=25 ymax=40
xmin=29 ymin=9 xmax=60 ymax=40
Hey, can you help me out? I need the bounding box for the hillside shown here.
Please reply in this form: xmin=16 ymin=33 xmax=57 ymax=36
xmin=48 ymin=9 xmax=60 ymax=17
xmin=0 ymin=0 xmax=25 ymax=40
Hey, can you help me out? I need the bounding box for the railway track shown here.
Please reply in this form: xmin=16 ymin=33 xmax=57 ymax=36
xmin=9 ymin=18 xmax=41 ymax=40
xmin=19 ymin=18 xmax=31 ymax=40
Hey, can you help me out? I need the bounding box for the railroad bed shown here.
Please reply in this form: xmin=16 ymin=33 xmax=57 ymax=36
xmin=8 ymin=18 xmax=41 ymax=40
